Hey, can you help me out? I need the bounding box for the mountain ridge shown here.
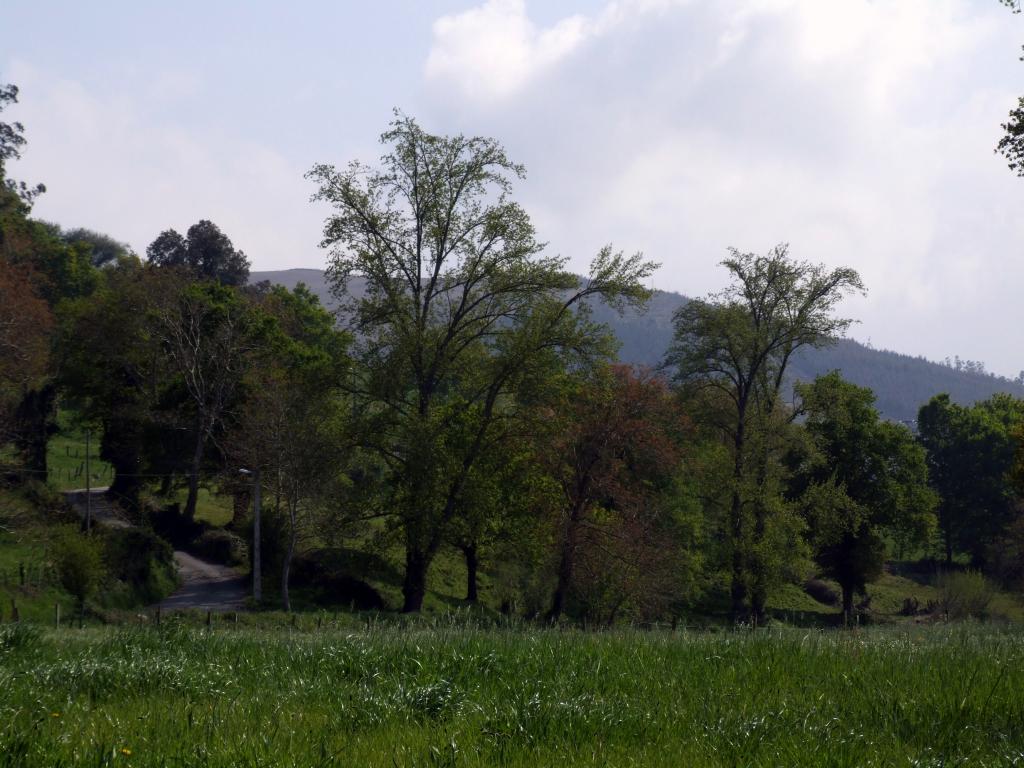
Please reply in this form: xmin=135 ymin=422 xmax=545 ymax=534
xmin=251 ymin=268 xmax=1024 ymax=422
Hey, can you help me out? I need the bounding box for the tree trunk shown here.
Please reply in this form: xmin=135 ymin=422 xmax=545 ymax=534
xmin=750 ymin=492 xmax=769 ymax=627
xmin=548 ymin=502 xmax=584 ymax=621
xmin=461 ymin=542 xmax=479 ymax=603
xmin=231 ymin=488 xmax=251 ymax=528
xmin=282 ymin=507 xmax=296 ymax=613
xmin=184 ymin=427 xmax=205 ymax=521
xmin=13 ymin=383 xmax=57 ymax=479
xmin=103 ymin=418 xmax=142 ymax=515
xmin=841 ymin=581 xmax=854 ymax=627
xmin=729 ymin=416 xmax=748 ymax=624
xmin=402 ymin=548 xmax=430 ymax=613
xmin=729 ymin=488 xmax=747 ymax=623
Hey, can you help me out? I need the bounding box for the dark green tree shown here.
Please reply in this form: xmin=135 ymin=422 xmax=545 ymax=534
xmin=152 ymin=281 xmax=272 ymax=520
xmin=0 ymin=83 xmax=45 ymax=207
xmin=792 ymin=372 xmax=937 ymax=622
xmin=665 ymin=245 xmax=863 ymax=622
xmin=918 ymin=393 xmax=1024 ymax=565
xmin=146 ymin=220 xmax=250 ymax=286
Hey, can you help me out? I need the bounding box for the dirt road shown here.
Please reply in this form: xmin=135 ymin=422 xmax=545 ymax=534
xmin=64 ymin=488 xmax=249 ymax=611
xmin=158 ymin=551 xmax=249 ymax=611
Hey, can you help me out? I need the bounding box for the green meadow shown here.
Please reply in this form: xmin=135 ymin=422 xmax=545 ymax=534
xmin=1 ymin=622 xmax=1022 ymax=767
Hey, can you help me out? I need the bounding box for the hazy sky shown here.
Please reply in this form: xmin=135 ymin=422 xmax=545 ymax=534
xmin=2 ymin=1 xmax=1022 ymax=375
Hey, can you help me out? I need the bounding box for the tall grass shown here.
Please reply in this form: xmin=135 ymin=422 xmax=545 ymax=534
xmin=1 ymin=623 xmax=1022 ymax=766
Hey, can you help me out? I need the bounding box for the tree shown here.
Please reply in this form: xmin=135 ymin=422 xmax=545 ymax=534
xmin=60 ymin=227 xmax=136 ymax=268
xmin=0 ymin=83 xmax=45 ymax=207
xmin=792 ymin=372 xmax=937 ymax=623
xmin=226 ymin=285 xmax=350 ymax=611
xmin=308 ymin=114 xmax=657 ymax=612
xmin=666 ymin=245 xmax=863 ymax=622
xmin=52 ymin=527 xmax=105 ymax=617
xmin=152 ymin=281 xmax=270 ymax=520
xmin=58 ymin=264 xmax=181 ymax=513
xmin=918 ymin=393 xmax=1024 ymax=565
xmin=146 ymin=220 xmax=250 ymax=286
xmin=0 ymin=260 xmax=52 ymax=434
xmin=542 ymin=365 xmax=694 ymax=622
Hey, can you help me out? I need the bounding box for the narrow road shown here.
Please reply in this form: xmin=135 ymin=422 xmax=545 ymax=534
xmin=64 ymin=487 xmax=130 ymax=528
xmin=64 ymin=488 xmax=249 ymax=611
xmin=158 ymin=551 xmax=248 ymax=611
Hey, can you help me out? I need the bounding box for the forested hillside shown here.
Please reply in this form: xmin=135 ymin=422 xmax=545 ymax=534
xmin=252 ymin=268 xmax=1024 ymax=422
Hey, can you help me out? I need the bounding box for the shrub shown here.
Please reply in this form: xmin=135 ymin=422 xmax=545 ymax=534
xmin=804 ymin=579 xmax=840 ymax=606
xmin=935 ymin=570 xmax=996 ymax=620
xmin=148 ymin=501 xmax=205 ymax=548
xmin=900 ymin=597 xmax=921 ymax=616
xmin=51 ymin=527 xmax=106 ymax=608
xmin=102 ymin=527 xmax=177 ymax=605
xmin=191 ymin=529 xmax=248 ymax=566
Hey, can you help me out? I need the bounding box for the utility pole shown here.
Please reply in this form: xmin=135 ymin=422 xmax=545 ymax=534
xmin=84 ymin=429 xmax=92 ymax=534
xmin=240 ymin=468 xmax=261 ymax=603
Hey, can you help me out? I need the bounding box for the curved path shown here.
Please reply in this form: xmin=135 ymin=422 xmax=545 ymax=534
xmin=158 ymin=551 xmax=248 ymax=611
xmin=64 ymin=488 xmax=249 ymax=611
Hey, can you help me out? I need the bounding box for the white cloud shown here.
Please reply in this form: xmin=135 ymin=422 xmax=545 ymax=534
xmin=425 ymin=0 xmax=595 ymax=101
xmin=4 ymin=60 xmax=321 ymax=270
xmin=420 ymin=0 xmax=1024 ymax=375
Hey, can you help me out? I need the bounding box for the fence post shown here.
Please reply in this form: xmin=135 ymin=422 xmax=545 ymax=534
xmin=155 ymin=606 xmax=161 ymax=626
xmin=54 ymin=603 xmax=60 ymax=628
xmin=19 ymin=562 xmax=24 ymax=586
xmin=206 ymin=610 xmax=212 ymax=629
xmin=11 ymin=597 xmax=20 ymax=623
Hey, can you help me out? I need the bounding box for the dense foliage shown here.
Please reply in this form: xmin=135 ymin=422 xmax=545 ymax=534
xmin=1 ymin=85 xmax=1022 ymax=625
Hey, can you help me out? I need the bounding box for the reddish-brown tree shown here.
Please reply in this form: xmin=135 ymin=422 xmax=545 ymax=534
xmin=545 ymin=365 xmax=691 ymax=621
xmin=0 ymin=259 xmax=52 ymax=445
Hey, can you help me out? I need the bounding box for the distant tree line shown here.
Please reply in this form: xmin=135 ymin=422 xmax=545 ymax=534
xmin=2 ymin=86 xmax=1023 ymax=623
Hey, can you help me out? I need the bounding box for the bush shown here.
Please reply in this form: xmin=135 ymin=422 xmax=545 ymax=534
xmin=900 ymin=597 xmax=921 ymax=616
xmin=935 ymin=570 xmax=996 ymax=620
xmin=51 ymin=527 xmax=106 ymax=607
xmin=148 ymin=501 xmax=206 ymax=548
xmin=102 ymin=527 xmax=177 ymax=605
xmin=290 ymin=548 xmax=386 ymax=610
xmin=191 ymin=529 xmax=248 ymax=567
xmin=804 ymin=579 xmax=840 ymax=606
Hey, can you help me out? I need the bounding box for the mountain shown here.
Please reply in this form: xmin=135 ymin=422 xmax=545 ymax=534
xmin=251 ymin=269 xmax=1024 ymax=422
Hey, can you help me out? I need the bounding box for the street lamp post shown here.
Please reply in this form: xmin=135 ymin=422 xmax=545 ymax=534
xmin=239 ymin=468 xmax=261 ymax=603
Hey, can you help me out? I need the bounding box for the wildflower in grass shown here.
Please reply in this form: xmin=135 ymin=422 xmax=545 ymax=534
xmin=120 ymin=747 xmax=132 ymax=756
xmin=50 ymin=712 xmax=60 ymax=718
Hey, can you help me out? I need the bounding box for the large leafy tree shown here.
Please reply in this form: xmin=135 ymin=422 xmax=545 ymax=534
xmin=792 ymin=372 xmax=937 ymax=622
xmin=58 ymin=264 xmax=183 ymax=512
xmin=0 ymin=83 xmax=45 ymax=207
xmin=226 ymin=285 xmax=351 ymax=610
xmin=308 ymin=114 xmax=656 ymax=612
xmin=151 ymin=281 xmax=272 ymax=520
xmin=146 ymin=220 xmax=250 ymax=286
xmin=542 ymin=364 xmax=694 ymax=622
xmin=0 ymin=259 xmax=52 ymax=449
xmin=666 ymin=245 xmax=863 ymax=622
xmin=918 ymin=393 xmax=1024 ymax=565
xmin=1 ymin=83 xmax=100 ymax=479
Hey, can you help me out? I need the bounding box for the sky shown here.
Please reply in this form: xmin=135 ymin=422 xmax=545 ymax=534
xmin=2 ymin=0 xmax=1023 ymax=376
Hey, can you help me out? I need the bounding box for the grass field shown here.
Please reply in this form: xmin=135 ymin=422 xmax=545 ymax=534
xmin=1 ymin=622 xmax=1022 ymax=767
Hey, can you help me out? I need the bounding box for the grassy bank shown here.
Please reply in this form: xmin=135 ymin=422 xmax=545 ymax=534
xmin=1 ymin=623 xmax=1022 ymax=767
